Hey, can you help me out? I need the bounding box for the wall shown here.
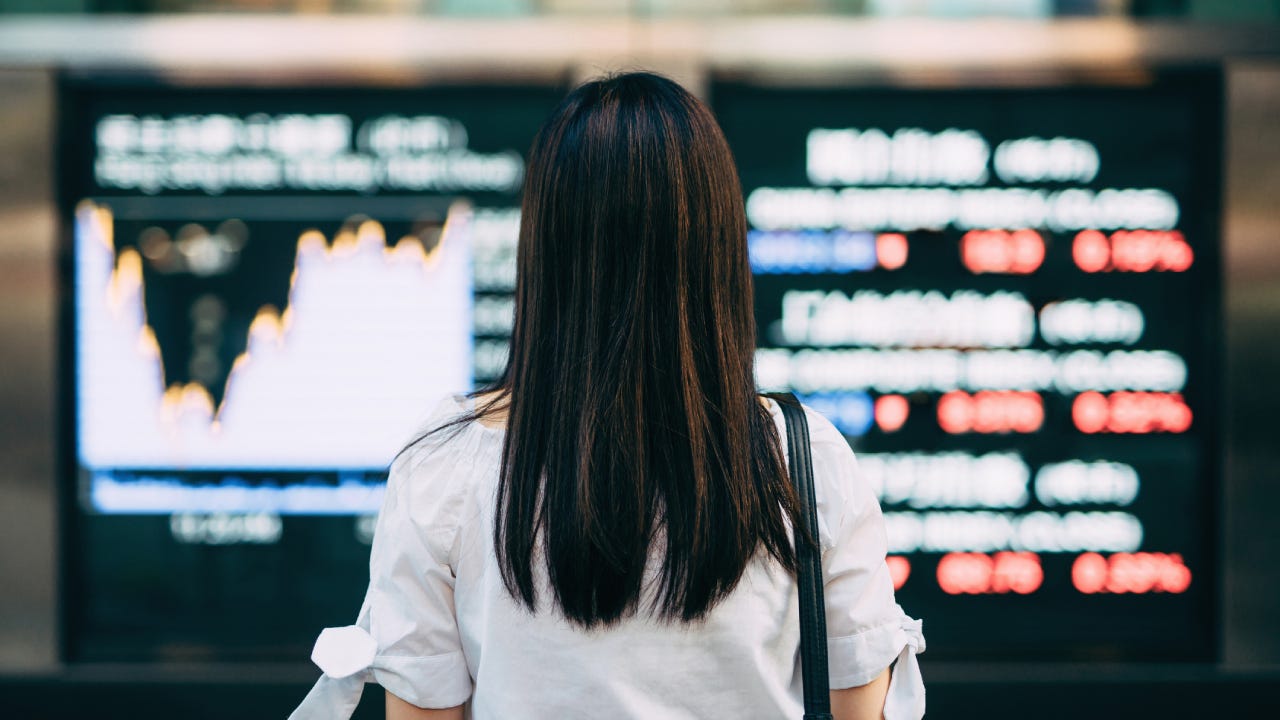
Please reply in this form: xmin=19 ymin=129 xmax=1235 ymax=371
xmin=0 ymin=67 xmax=58 ymax=671
xmin=1223 ymin=59 xmax=1280 ymax=668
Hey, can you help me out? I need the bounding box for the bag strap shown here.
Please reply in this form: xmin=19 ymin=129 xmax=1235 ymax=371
xmin=772 ymin=393 xmax=833 ymax=720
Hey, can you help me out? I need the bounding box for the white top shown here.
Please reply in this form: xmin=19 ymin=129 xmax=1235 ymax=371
xmin=290 ymin=396 xmax=926 ymax=720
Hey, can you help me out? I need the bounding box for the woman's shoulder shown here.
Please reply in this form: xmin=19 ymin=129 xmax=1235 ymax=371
xmin=763 ymin=397 xmax=872 ymax=553
xmin=386 ymin=394 xmax=500 ymax=548
xmin=761 ymin=395 xmax=858 ymax=463
xmin=399 ymin=393 xmax=503 ymax=454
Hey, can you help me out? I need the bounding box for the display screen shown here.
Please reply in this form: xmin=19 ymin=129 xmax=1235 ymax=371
xmin=713 ymin=72 xmax=1221 ymax=660
xmin=62 ymin=72 xmax=1221 ymax=663
xmin=60 ymin=77 xmax=560 ymax=660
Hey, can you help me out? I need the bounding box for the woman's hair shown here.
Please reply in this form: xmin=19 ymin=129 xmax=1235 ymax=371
xmin=456 ymin=72 xmax=800 ymax=628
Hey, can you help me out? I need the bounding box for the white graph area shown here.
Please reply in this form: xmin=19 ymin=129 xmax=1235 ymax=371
xmin=76 ymin=201 xmax=472 ymax=470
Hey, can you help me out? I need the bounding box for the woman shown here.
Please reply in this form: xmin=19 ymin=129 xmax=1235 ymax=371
xmin=291 ymin=72 xmax=924 ymax=720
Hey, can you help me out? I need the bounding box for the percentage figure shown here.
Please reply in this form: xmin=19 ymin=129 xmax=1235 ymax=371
xmin=875 ymin=394 xmax=910 ymax=433
xmin=1073 ymin=229 xmax=1193 ymax=273
xmin=962 ymin=229 xmax=1045 ymax=274
xmin=1072 ymin=391 xmax=1192 ymax=434
xmin=877 ymin=233 xmax=909 ymax=270
xmin=938 ymin=390 xmax=1043 ymax=434
xmin=887 ymin=555 xmax=911 ymax=590
xmin=938 ymin=551 xmax=1043 ymax=595
xmin=1072 ymin=552 xmax=1192 ymax=594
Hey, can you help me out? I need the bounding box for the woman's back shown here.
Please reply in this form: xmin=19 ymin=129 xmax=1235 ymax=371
xmin=298 ymin=395 xmax=923 ymax=719
xmin=290 ymin=72 xmax=924 ymax=720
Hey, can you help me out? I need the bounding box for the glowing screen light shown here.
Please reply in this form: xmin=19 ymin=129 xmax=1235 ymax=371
xmin=718 ymin=70 xmax=1220 ymax=662
xmin=77 ymin=203 xmax=471 ymax=473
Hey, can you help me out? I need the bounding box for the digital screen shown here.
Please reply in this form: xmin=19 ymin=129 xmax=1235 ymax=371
xmin=713 ymin=72 xmax=1222 ymax=661
xmin=62 ymin=73 xmax=1222 ymax=664
xmin=60 ymin=78 xmax=560 ymax=660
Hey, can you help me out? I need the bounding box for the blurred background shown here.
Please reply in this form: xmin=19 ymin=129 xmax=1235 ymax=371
xmin=1 ymin=0 xmax=1278 ymax=718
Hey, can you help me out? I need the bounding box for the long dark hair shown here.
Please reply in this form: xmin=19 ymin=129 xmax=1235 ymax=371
xmin=442 ymin=72 xmax=800 ymax=628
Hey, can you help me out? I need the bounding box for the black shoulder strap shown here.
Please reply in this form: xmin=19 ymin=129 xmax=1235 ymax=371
xmin=773 ymin=393 xmax=833 ymax=720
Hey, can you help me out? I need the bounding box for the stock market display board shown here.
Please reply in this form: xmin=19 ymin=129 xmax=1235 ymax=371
xmin=61 ymin=71 xmax=1221 ymax=663
xmin=59 ymin=77 xmax=560 ymax=660
xmin=713 ymin=71 xmax=1222 ymax=660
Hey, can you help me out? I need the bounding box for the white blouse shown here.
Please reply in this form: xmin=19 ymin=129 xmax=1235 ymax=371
xmin=290 ymin=396 xmax=925 ymax=719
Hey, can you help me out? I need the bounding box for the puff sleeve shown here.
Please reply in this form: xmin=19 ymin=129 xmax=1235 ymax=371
xmin=807 ymin=409 xmax=926 ymax=720
xmin=289 ymin=438 xmax=473 ymax=719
